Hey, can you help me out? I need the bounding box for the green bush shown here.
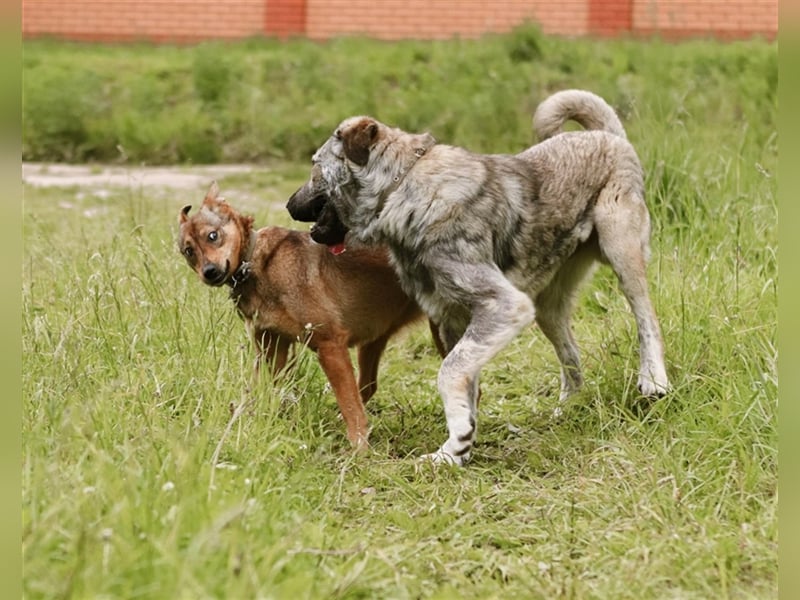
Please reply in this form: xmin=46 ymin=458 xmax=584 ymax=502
xmin=192 ymin=42 xmax=236 ymax=107
xmin=22 ymin=27 xmax=776 ymax=165
xmin=22 ymin=64 xmax=105 ymax=161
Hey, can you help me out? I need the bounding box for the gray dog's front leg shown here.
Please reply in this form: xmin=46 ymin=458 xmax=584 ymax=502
xmin=421 ymin=272 xmax=534 ymax=466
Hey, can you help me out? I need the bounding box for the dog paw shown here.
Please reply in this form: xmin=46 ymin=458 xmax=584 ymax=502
xmin=351 ymin=434 xmax=370 ymax=452
xmin=280 ymin=390 xmax=300 ymax=405
xmin=418 ymin=448 xmax=468 ymax=467
xmin=637 ymin=378 xmax=671 ymax=398
xmin=550 ymin=404 xmax=565 ymax=421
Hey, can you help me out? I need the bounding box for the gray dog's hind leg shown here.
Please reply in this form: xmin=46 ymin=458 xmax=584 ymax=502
xmin=610 ymin=251 xmax=670 ymax=396
xmin=594 ymin=192 xmax=670 ymax=397
xmin=533 ymin=244 xmax=599 ymax=414
xmin=422 ymin=269 xmax=535 ymax=466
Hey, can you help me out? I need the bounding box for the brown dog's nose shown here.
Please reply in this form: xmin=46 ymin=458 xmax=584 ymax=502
xmin=202 ymin=264 xmax=224 ymax=284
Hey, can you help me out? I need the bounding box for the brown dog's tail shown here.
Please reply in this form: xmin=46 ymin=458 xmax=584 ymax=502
xmin=532 ymin=89 xmax=627 ymax=141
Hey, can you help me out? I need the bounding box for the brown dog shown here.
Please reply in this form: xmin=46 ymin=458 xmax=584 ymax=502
xmin=179 ymin=182 xmax=442 ymax=448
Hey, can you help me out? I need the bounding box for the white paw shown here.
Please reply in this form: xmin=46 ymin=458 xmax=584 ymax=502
xmin=418 ymin=448 xmax=468 ymax=467
xmin=638 ymin=376 xmax=670 ymax=398
xmin=280 ymin=389 xmax=300 ymax=404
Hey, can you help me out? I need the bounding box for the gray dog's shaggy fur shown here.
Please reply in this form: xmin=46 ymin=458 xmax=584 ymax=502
xmin=287 ymin=89 xmax=670 ymax=465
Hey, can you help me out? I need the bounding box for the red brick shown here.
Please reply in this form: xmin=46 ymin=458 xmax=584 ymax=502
xmin=21 ymin=0 xmax=776 ymax=43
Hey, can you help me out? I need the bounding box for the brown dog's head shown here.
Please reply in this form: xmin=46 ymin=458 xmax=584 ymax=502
xmin=178 ymin=181 xmax=254 ymax=286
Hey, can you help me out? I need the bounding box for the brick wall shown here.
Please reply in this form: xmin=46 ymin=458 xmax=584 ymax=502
xmin=589 ymin=0 xmax=633 ymax=36
xmin=305 ymin=0 xmax=587 ymax=40
xmin=632 ymin=0 xmax=778 ymax=39
xmin=265 ymin=0 xmax=305 ymax=37
xmin=21 ymin=0 xmax=777 ymax=43
xmin=22 ymin=0 xmax=266 ymax=43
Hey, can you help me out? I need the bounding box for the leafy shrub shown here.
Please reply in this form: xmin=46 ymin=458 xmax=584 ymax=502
xmin=192 ymin=42 xmax=235 ymax=107
xmin=504 ymin=21 xmax=544 ymax=62
xmin=22 ymin=31 xmax=776 ymax=165
xmin=22 ymin=65 xmax=105 ymax=161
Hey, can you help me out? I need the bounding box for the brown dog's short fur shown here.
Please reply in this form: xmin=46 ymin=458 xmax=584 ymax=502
xmin=179 ymin=182 xmax=442 ymax=447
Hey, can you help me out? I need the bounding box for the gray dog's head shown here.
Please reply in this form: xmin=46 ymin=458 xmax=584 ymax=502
xmin=287 ymin=116 xmax=435 ymax=247
xmin=286 ymin=117 xmax=375 ymax=246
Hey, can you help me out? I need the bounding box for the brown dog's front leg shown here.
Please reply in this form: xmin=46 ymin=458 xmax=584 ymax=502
xmin=254 ymin=330 xmax=293 ymax=378
xmin=316 ymin=341 xmax=369 ymax=449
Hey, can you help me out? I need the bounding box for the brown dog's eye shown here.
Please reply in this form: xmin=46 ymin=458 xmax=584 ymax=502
xmin=183 ymin=247 xmax=194 ymax=258
xmin=208 ymin=231 xmax=219 ymax=242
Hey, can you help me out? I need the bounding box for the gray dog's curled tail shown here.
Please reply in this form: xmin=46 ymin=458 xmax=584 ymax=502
xmin=533 ymin=89 xmax=627 ymax=140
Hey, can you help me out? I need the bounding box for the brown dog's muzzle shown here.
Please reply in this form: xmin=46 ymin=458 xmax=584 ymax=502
xmin=201 ymin=261 xmax=229 ymax=286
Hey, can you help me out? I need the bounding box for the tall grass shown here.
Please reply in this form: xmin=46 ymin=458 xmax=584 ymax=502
xmin=23 ymin=30 xmax=776 ymax=598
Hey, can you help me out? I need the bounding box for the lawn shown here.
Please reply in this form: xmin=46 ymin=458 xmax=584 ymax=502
xmin=22 ymin=30 xmax=777 ymax=598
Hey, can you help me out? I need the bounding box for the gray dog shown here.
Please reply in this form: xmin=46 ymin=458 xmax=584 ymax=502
xmin=287 ymin=90 xmax=670 ymax=465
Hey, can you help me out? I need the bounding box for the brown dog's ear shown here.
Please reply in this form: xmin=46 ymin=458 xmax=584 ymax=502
xmin=180 ymin=205 xmax=192 ymax=223
xmin=205 ymin=180 xmax=220 ymax=202
xmin=342 ymin=119 xmax=379 ymax=166
xmin=202 ymin=180 xmax=228 ymax=215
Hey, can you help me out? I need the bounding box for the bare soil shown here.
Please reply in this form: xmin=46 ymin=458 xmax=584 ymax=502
xmin=22 ymin=163 xmax=257 ymax=189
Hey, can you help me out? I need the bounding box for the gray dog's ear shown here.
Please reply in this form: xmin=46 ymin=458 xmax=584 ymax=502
xmin=342 ymin=119 xmax=379 ymax=166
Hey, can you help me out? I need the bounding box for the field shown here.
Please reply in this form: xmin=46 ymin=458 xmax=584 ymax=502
xmin=22 ymin=30 xmax=777 ymax=598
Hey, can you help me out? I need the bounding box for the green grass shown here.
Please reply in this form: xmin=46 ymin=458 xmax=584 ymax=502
xmin=23 ymin=31 xmax=776 ymax=598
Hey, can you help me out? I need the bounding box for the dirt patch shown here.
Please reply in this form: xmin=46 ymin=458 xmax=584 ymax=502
xmin=22 ymin=163 xmax=258 ymax=189
xmin=22 ymin=162 xmax=301 ymax=217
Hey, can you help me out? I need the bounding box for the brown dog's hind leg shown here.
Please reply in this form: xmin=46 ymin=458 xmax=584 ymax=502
xmin=316 ymin=341 xmax=369 ymax=449
xmin=429 ymin=319 xmax=449 ymax=358
xmin=357 ymin=336 xmax=390 ymax=404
